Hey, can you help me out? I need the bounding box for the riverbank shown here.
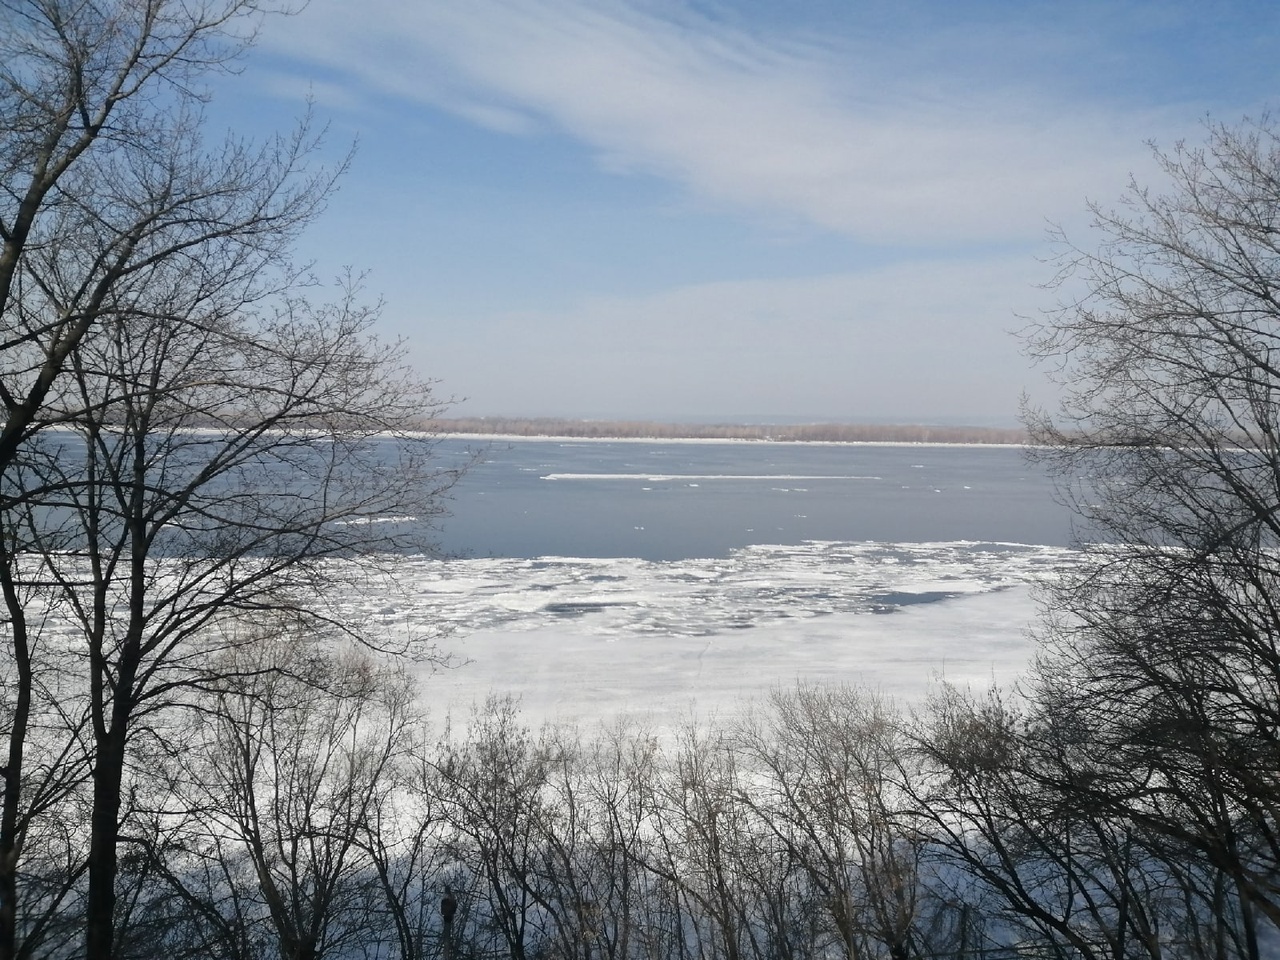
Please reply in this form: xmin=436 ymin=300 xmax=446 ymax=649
xmin=433 ymin=417 xmax=1027 ymax=445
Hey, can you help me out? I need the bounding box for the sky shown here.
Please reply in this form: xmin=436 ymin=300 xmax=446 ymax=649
xmin=207 ymin=0 xmax=1280 ymax=425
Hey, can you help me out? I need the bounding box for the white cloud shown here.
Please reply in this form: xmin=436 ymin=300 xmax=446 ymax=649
xmin=268 ymin=0 xmax=1173 ymax=245
xmin=410 ymin=253 xmax=1059 ymax=421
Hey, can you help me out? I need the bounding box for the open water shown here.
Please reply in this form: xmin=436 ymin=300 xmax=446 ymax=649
xmin=433 ymin=437 xmax=1076 ymax=560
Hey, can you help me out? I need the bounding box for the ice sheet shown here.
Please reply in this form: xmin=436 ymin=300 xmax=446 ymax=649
xmin=422 ymin=586 xmax=1041 ymax=728
xmin=379 ymin=540 xmax=1072 ymax=727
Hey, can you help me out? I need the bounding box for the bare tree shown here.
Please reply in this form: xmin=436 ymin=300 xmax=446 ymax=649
xmin=10 ymin=274 xmax=449 ymax=957
xmin=576 ymin=721 xmax=665 ymax=960
xmin=0 ymin=1 xmax=327 ymax=955
xmin=736 ymin=685 xmax=925 ymax=960
xmin=0 ymin=3 xmax=458 ymax=957
xmin=0 ymin=0 xmax=328 ymax=461
xmin=176 ymin=638 xmax=423 ymax=960
xmin=362 ymin=736 xmax=452 ymax=960
xmin=1022 ymin=114 xmax=1280 ymax=948
xmin=643 ymin=721 xmax=767 ymax=960
xmin=429 ymin=696 xmax=555 ymax=960
xmin=906 ymin=683 xmax=1201 ymax=960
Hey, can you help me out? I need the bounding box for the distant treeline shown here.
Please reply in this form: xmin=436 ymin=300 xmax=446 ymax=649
xmin=435 ymin=416 xmax=1028 ymax=444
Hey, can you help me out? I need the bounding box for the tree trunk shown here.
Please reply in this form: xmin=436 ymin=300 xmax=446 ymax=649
xmin=0 ymin=543 xmax=31 ymax=960
xmin=85 ymin=723 xmax=127 ymax=960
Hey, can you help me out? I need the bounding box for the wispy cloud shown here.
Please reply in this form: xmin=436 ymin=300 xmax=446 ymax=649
xmin=269 ymin=0 xmax=1172 ymax=245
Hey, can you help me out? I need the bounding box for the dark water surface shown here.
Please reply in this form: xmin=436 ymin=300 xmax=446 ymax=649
xmin=432 ymin=438 xmax=1076 ymax=561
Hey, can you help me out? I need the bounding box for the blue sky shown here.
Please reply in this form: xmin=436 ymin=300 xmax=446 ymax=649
xmin=208 ymin=1 xmax=1280 ymax=424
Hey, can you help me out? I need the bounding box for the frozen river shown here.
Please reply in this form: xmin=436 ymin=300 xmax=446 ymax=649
xmin=402 ymin=438 xmax=1080 ymax=726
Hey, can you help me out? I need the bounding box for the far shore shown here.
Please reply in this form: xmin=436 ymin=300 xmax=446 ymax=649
xmin=438 ymin=432 xmax=1029 ymax=449
xmin=431 ymin=417 xmax=1028 ymax=446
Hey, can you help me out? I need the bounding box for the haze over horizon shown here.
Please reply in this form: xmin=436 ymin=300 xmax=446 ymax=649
xmin=208 ymin=1 xmax=1280 ymax=424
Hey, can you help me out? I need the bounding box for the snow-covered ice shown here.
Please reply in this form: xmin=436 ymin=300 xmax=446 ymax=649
xmin=353 ymin=540 xmax=1074 ymax=728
